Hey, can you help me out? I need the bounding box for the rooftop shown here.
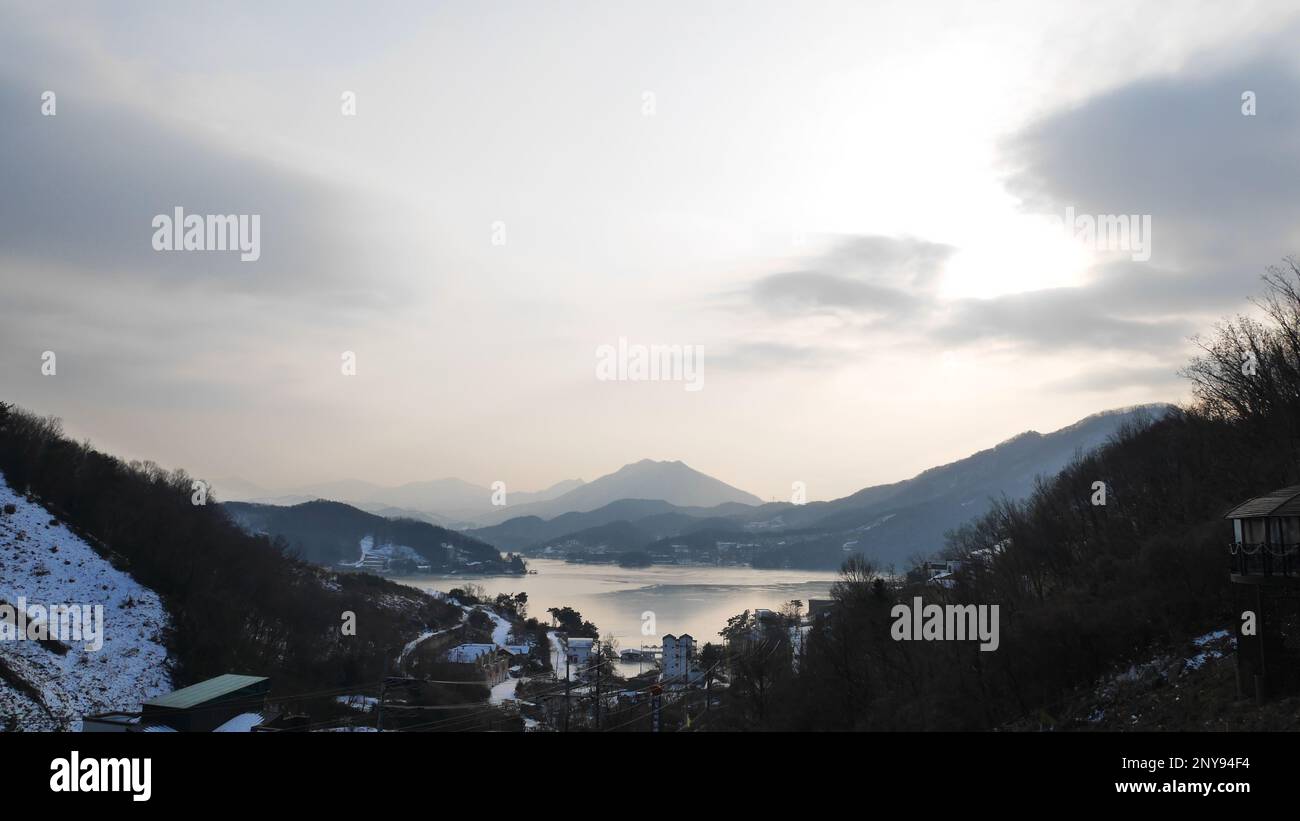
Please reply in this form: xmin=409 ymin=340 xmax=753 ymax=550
xmin=446 ymin=643 xmax=498 ymax=663
xmin=1224 ymin=486 xmax=1300 ymax=519
xmin=214 ymin=712 xmax=266 ymax=733
xmin=143 ymin=674 xmax=269 ymax=711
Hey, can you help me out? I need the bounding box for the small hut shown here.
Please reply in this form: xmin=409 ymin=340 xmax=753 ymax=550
xmin=1225 ymin=486 xmax=1300 ymax=701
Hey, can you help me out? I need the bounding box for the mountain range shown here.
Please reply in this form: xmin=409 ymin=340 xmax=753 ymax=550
xmin=216 ymin=404 xmax=1170 ymax=570
xmin=221 ymin=499 xmax=512 ymax=570
xmin=469 ymin=459 xmax=763 ymax=526
xmin=467 ymin=404 xmax=1171 ymax=566
xmin=215 ymin=459 xmax=759 ymax=527
xmin=212 ymin=475 xmax=586 ymax=526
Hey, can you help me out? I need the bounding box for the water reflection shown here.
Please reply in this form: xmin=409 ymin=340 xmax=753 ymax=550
xmin=409 ymin=558 xmax=841 ymax=677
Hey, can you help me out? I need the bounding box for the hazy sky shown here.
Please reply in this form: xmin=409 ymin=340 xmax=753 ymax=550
xmin=4 ymin=0 xmax=1300 ymax=502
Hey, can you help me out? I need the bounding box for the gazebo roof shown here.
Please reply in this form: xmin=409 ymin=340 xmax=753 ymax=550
xmin=1224 ymin=486 xmax=1300 ymax=519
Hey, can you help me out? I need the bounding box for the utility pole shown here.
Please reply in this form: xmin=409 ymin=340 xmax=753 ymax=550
xmin=594 ymin=643 xmax=602 ymax=730
xmin=650 ymin=684 xmax=662 ymax=733
xmin=564 ymin=646 xmax=571 ymax=733
xmin=378 ymin=656 xmax=388 ymax=732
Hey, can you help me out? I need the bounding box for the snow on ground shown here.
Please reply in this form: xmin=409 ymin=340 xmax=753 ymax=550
xmin=0 ymin=474 xmax=171 ymax=730
xmin=1193 ymin=628 xmax=1232 ymax=647
xmin=366 ymin=540 xmax=423 ymax=562
xmin=394 ymin=603 xmax=477 ymax=672
xmin=483 ymin=607 xmax=513 ymax=646
xmin=342 ymin=535 xmax=425 ymax=568
xmin=489 ymin=676 xmax=519 ymax=705
xmin=213 ymin=712 xmax=265 ymax=732
xmin=548 ymin=630 xmax=571 ymax=681
xmin=1185 ymin=629 xmax=1235 ymax=671
xmin=397 ymin=623 xmax=462 ymax=671
xmin=790 ymin=625 xmax=809 ymax=671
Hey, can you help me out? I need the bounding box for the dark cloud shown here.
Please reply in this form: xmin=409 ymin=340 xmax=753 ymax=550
xmin=737 ymin=55 xmax=1300 ymax=368
xmin=742 ymin=234 xmax=953 ymax=319
xmin=0 ymin=56 xmax=404 ymax=425
xmin=1003 ymin=55 xmax=1300 ymax=274
xmin=0 ymin=79 xmax=387 ymax=303
xmin=936 ymin=56 xmax=1300 ymax=354
xmin=821 ymin=235 xmax=955 ymax=290
xmin=936 ymin=285 xmax=1198 ymax=352
xmin=750 ymin=271 xmax=921 ymax=315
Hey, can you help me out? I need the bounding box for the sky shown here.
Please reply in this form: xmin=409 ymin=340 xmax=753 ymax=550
xmin=4 ymin=0 xmax=1300 ymax=502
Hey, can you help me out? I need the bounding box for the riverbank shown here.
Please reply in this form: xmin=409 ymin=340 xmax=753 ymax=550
xmin=408 ymin=558 xmax=840 ymax=663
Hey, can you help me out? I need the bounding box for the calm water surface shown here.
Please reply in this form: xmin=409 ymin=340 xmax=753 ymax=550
xmin=408 ymin=559 xmax=840 ymax=675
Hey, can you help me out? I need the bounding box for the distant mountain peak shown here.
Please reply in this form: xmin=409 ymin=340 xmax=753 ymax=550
xmin=471 ymin=458 xmax=761 ymax=526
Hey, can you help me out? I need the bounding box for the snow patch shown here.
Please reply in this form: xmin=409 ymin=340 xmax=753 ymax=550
xmin=0 ymin=474 xmax=172 ymax=730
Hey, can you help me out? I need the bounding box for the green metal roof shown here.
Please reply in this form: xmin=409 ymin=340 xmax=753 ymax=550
xmin=144 ymin=674 xmax=268 ymax=711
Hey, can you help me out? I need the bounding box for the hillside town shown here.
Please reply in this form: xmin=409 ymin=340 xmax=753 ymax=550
xmin=70 ymin=586 xmax=834 ymax=733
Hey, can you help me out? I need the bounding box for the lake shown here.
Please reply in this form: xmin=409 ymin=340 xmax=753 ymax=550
xmin=407 ymin=559 xmax=841 ymax=676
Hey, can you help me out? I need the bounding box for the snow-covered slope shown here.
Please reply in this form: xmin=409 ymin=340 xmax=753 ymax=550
xmin=0 ymin=473 xmax=172 ymax=730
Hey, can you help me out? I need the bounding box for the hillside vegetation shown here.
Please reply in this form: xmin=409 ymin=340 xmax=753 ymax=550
xmin=223 ymin=498 xmax=514 ymax=571
xmin=711 ymin=260 xmax=1300 ymax=731
xmin=0 ymin=405 xmax=461 ymax=701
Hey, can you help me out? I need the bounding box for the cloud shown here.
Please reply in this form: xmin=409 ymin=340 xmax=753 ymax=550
xmin=1045 ymin=364 xmax=1187 ymax=394
xmin=934 ymin=261 xmax=1208 ymax=353
xmin=732 ymin=52 xmax=1300 ymax=372
xmin=750 ymin=271 xmax=921 ymax=316
xmin=740 ymin=234 xmax=954 ymax=319
xmin=939 ymin=54 xmax=1300 ymax=354
xmin=0 ymin=80 xmax=378 ymax=299
xmin=1003 ymin=54 xmax=1300 ymax=281
xmin=820 ymin=235 xmax=956 ymax=290
xmin=710 ymin=341 xmax=847 ymax=371
xmin=0 ymin=31 xmax=414 ymax=436
xmin=937 ymin=286 xmax=1198 ymax=352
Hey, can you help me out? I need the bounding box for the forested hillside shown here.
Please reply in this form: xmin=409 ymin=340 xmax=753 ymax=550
xmin=223 ymin=498 xmax=512 ymax=570
xmin=0 ymin=405 xmax=461 ymax=700
xmin=711 ymin=261 xmax=1300 ymax=731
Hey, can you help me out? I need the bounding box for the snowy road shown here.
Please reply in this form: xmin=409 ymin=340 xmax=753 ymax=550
xmin=548 ymin=630 xmax=571 ymax=681
xmin=489 ymin=676 xmax=519 ymax=705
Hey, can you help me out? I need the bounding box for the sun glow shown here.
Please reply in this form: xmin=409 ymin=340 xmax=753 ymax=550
xmin=939 ymin=212 xmax=1092 ymax=300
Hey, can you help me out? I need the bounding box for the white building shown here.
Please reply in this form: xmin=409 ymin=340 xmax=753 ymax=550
xmin=358 ymin=553 xmax=388 ymax=572
xmin=661 ymin=633 xmax=698 ymax=684
xmin=446 ymin=643 xmax=498 ymax=664
xmin=565 ymin=637 xmax=594 ymax=673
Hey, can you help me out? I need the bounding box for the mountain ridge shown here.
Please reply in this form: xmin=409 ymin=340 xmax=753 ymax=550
xmin=469 ymin=459 xmax=763 ymax=526
xmin=213 ymin=475 xmax=587 ymax=525
xmin=471 ymin=404 xmax=1173 ymax=564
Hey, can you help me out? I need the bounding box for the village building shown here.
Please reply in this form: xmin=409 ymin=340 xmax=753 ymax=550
xmin=661 ymin=633 xmax=702 ymax=685
xmin=1226 ymin=485 xmax=1300 ymax=701
xmin=444 ymin=643 xmax=510 ymax=686
xmin=565 ymin=637 xmax=594 ymax=674
xmin=84 ymin=674 xmax=273 ymax=732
